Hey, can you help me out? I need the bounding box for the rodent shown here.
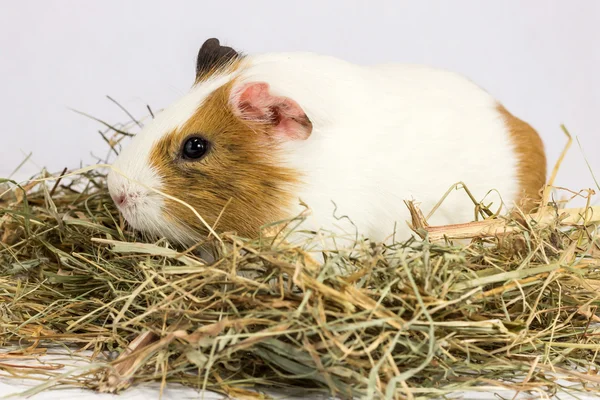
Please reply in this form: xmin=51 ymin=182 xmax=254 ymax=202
xmin=107 ymin=38 xmax=547 ymax=247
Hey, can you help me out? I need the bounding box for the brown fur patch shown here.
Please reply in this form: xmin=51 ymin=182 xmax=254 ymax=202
xmin=149 ymin=81 xmax=300 ymax=241
xmin=497 ymin=104 xmax=547 ymax=212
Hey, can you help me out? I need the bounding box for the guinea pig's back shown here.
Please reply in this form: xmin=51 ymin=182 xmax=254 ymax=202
xmin=284 ymin=61 xmax=546 ymax=243
xmin=369 ymin=63 xmax=546 ymax=211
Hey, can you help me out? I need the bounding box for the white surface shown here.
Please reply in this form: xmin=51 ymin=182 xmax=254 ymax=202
xmin=0 ymin=349 xmax=597 ymax=399
xmin=1 ymin=361 xmax=598 ymax=400
xmin=1 ymin=1 xmax=599 ymax=399
xmin=0 ymin=380 xmax=224 ymax=400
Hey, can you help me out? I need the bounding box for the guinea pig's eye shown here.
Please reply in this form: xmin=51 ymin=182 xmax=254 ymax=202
xmin=182 ymin=136 xmax=210 ymax=160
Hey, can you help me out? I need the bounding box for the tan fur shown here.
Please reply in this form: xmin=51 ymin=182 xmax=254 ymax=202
xmin=149 ymin=80 xmax=300 ymax=240
xmin=497 ymin=104 xmax=547 ymax=212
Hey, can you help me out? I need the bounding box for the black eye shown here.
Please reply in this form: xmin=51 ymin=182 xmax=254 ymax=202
xmin=182 ymin=136 xmax=209 ymax=160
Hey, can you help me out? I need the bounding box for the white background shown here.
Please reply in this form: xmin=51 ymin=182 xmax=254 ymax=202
xmin=0 ymin=1 xmax=599 ymax=399
xmin=0 ymin=0 xmax=599 ymax=200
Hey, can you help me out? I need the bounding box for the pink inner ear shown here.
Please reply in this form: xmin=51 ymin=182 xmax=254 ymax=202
xmin=231 ymin=82 xmax=312 ymax=141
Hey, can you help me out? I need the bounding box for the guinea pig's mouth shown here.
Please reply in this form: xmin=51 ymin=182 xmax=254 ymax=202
xmin=111 ymin=192 xmax=198 ymax=245
xmin=116 ymin=194 xmax=161 ymax=225
xmin=106 ymin=167 xmax=203 ymax=245
xmin=108 ymin=185 xmax=161 ymax=227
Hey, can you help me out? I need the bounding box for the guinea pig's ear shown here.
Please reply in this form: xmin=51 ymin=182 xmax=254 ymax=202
xmin=230 ymin=82 xmax=312 ymax=141
xmin=196 ymin=38 xmax=239 ymax=81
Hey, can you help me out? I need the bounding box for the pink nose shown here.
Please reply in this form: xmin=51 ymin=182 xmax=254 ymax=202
xmin=112 ymin=193 xmax=127 ymax=207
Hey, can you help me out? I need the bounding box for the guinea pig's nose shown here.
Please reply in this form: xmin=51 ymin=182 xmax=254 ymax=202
xmin=111 ymin=192 xmax=128 ymax=208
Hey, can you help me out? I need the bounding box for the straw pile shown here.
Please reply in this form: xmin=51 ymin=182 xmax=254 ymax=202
xmin=1 ymin=119 xmax=600 ymax=399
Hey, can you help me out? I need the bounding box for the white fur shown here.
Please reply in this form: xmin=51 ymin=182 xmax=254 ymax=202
xmin=109 ymin=51 xmax=521 ymax=247
xmin=239 ymin=53 xmax=519 ymax=246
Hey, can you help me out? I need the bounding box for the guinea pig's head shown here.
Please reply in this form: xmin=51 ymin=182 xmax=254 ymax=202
xmin=107 ymin=38 xmax=313 ymax=244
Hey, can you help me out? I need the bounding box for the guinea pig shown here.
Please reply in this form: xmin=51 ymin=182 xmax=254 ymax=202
xmin=107 ymin=38 xmax=546 ymax=247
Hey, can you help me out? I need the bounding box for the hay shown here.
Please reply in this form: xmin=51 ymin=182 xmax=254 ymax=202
xmin=1 ymin=119 xmax=600 ymax=399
